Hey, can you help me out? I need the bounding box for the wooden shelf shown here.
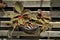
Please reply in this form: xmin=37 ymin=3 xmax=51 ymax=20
xmin=3 ymin=0 xmax=50 ymax=1
xmin=3 ymin=0 xmax=40 ymax=1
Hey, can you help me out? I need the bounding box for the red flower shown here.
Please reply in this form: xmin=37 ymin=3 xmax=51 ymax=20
xmin=18 ymin=15 xmax=23 ymax=19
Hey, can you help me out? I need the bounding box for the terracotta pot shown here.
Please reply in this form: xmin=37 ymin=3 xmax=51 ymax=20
xmin=19 ymin=24 xmax=39 ymax=34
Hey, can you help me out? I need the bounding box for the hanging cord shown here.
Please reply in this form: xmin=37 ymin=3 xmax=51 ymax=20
xmin=2 ymin=8 xmax=6 ymax=16
xmin=39 ymin=0 xmax=43 ymax=33
xmin=48 ymin=23 xmax=53 ymax=40
xmin=8 ymin=22 xmax=18 ymax=38
xmin=40 ymin=0 xmax=43 ymax=7
xmin=47 ymin=1 xmax=53 ymax=40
